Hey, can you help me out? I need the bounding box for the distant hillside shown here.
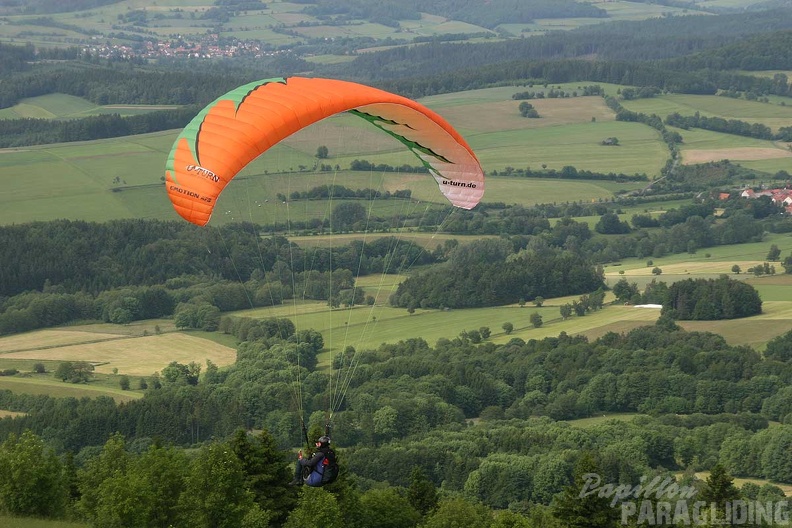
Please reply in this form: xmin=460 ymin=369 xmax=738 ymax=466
xmin=327 ymin=8 xmax=792 ymax=81
xmin=0 ymin=0 xmax=123 ymax=15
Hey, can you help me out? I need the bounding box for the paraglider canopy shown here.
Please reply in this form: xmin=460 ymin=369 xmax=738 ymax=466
xmin=165 ymin=77 xmax=485 ymax=226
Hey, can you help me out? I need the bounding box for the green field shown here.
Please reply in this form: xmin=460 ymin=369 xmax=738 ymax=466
xmin=4 ymin=84 xmax=789 ymax=225
xmin=0 ymin=87 xmax=665 ymax=226
xmin=0 ymin=516 xmax=88 ymax=528
xmin=622 ymin=94 xmax=792 ymax=130
xmin=0 ymin=94 xmax=179 ymax=120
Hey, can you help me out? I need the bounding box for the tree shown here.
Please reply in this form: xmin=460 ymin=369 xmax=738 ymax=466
xmin=699 ymin=464 xmax=740 ymax=524
xmin=783 ymin=255 xmax=792 ymax=274
xmin=767 ymin=244 xmax=781 ymax=261
xmin=119 ymin=375 xmax=130 ymax=390
xmin=595 ymin=213 xmax=630 ymax=234
xmin=54 ymin=361 xmax=74 ymax=381
xmin=530 ymin=312 xmax=543 ymax=328
xmin=359 ymin=487 xmax=421 ymax=528
xmin=0 ymin=430 xmax=66 ymax=517
xmin=316 ymin=145 xmax=329 ymax=159
xmin=652 ymin=266 xmax=663 ymax=276
xmin=77 ymin=433 xmax=131 ymax=522
xmin=331 ymin=202 xmax=367 ymax=232
xmin=502 ymin=322 xmax=514 ymax=334
xmin=533 ymin=296 xmax=544 ymax=307
xmin=177 ymin=441 xmax=259 ymax=528
xmin=731 ymin=264 xmax=741 ymax=274
xmin=422 ymin=498 xmax=493 ymax=528
xmin=161 ymin=361 xmax=200 ymax=385
xmin=553 ymin=451 xmax=619 ymax=528
xmin=518 ymin=101 xmax=539 ymax=118
xmin=612 ymin=278 xmax=638 ymax=303
xmin=285 ymin=487 xmax=343 ymax=528
xmin=407 ymin=466 xmax=438 ymax=516
xmin=560 ymin=303 xmax=572 ymax=320
xmin=55 ymin=360 xmax=94 ymax=383
xmin=764 ymin=330 xmax=792 ymax=362
xmin=228 ymin=429 xmax=295 ymax=525
xmin=373 ymin=405 xmax=399 ymax=443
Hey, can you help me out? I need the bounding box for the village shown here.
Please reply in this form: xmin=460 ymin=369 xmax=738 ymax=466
xmin=736 ymin=186 xmax=792 ymax=214
xmin=82 ymin=33 xmax=287 ymax=60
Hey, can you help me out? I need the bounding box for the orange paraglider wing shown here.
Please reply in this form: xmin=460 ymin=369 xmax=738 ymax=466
xmin=165 ymin=77 xmax=485 ymax=226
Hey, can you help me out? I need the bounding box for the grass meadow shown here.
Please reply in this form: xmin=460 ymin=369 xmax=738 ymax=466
xmin=0 ymin=517 xmax=88 ymax=528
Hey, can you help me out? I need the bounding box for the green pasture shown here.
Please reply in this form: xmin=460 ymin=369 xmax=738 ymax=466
xmin=234 ymin=295 xmax=664 ymax=357
xmin=565 ymin=413 xmax=645 ymax=429
xmin=484 ymin=177 xmax=625 ymax=205
xmin=0 ymin=516 xmax=88 ymax=528
xmin=621 ymin=94 xmax=792 ymax=132
xmin=472 ymin=121 xmax=667 ymax=176
xmin=560 ymin=197 xmax=693 ymax=230
xmin=399 ymin=14 xmax=489 ymax=37
xmin=0 ymin=375 xmax=142 ymax=403
xmin=596 ymin=1 xmax=707 ymax=19
xmin=0 ymin=94 xmax=179 ymax=120
xmin=605 ymin=231 xmax=792 ymax=271
xmin=673 ymin=126 xmax=782 ymax=150
xmin=737 ymin=158 xmax=792 ymax=175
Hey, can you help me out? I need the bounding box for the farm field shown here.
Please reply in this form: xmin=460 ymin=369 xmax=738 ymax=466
xmin=0 ymin=320 xmax=236 ymax=401
xmin=621 ymin=93 xmax=792 ymax=168
xmin=2 ymin=83 xmax=789 ymax=225
xmin=1 ymin=333 xmax=235 ymax=376
xmin=0 ymin=375 xmax=142 ymax=403
xmin=0 ymin=94 xmax=179 ymax=120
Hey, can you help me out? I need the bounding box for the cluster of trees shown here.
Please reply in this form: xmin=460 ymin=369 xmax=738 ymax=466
xmin=513 ymin=84 xmax=605 ymax=100
xmin=518 ymin=102 xmax=539 ymax=118
xmin=486 ymin=165 xmax=648 ymax=182
xmin=278 ymin=184 xmax=412 ymax=202
xmin=611 ymin=268 xmax=772 ymax=315
xmin=348 ymin=159 xmax=427 ymax=174
xmin=389 ymin=238 xmax=604 ymax=309
xmin=663 ymin=276 xmax=763 ymax=320
xmin=1 ymin=423 xmax=785 ymax=527
xmin=665 ymin=111 xmax=792 ymax=142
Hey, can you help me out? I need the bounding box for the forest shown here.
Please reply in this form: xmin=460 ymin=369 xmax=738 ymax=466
xmin=4 ymin=321 xmax=792 ymax=526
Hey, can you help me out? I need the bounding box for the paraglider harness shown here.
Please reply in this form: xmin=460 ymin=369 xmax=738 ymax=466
xmin=300 ymin=424 xmax=339 ymax=487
